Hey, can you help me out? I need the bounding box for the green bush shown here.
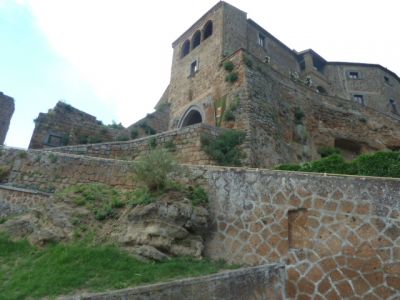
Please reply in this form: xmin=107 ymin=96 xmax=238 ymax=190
xmin=317 ymin=147 xmax=341 ymax=158
xmin=201 ymin=130 xmax=245 ymax=166
xmin=133 ymin=148 xmax=177 ymax=191
xmin=294 ymin=107 xmax=305 ymax=124
xmin=222 ymin=97 xmax=240 ymax=122
xmin=164 ymin=140 xmax=177 ymax=152
xmin=148 ymin=137 xmax=158 ymax=149
xmin=116 ymin=135 xmax=129 ymax=142
xmin=223 ymin=61 xmax=234 ymax=72
xmin=225 ymin=72 xmax=238 ymax=83
xmin=243 ymin=55 xmax=253 ymax=68
xmin=186 ymin=186 xmax=208 ymax=206
xmin=275 ymin=151 xmax=400 ymax=178
xmin=126 ymin=186 xmax=155 ymax=206
xmin=130 ymin=129 xmax=139 ymax=139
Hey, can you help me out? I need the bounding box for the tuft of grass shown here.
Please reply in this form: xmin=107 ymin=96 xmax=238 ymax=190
xmin=223 ymin=61 xmax=234 ymax=72
xmin=0 ymin=165 xmax=10 ymax=182
xmin=186 ymin=186 xmax=208 ymax=206
xmin=317 ymin=147 xmax=340 ymax=158
xmin=275 ymin=151 xmax=400 ymax=178
xmin=0 ymin=234 xmax=235 ymax=300
xmin=225 ymin=72 xmax=238 ymax=83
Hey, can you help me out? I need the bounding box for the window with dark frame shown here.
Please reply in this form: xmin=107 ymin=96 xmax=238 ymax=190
xmin=203 ymin=21 xmax=213 ymax=40
xmin=348 ymin=71 xmax=360 ymax=79
xmin=353 ymin=94 xmax=364 ymax=105
xmin=181 ymin=40 xmax=190 ymax=58
xmin=190 ymin=60 xmax=198 ymax=77
xmin=258 ymin=33 xmax=265 ymax=48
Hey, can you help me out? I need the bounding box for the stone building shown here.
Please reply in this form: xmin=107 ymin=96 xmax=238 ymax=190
xmin=159 ymin=1 xmax=400 ymax=166
xmin=0 ymin=92 xmax=15 ymax=145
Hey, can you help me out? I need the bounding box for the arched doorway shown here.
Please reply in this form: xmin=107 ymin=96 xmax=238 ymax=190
xmin=179 ymin=107 xmax=203 ymax=128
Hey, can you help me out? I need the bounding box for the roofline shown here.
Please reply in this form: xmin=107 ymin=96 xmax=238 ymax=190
xmin=326 ymin=61 xmax=400 ymax=83
xmin=247 ymin=19 xmax=297 ymax=59
xmin=296 ymin=49 xmax=327 ymax=64
xmin=172 ymin=1 xmax=224 ymax=48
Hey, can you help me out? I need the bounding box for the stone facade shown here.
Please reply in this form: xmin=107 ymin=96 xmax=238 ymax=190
xmin=29 ymin=101 xmax=127 ymax=149
xmin=61 ymin=264 xmax=285 ymax=300
xmin=0 ymin=92 xmax=15 ymax=145
xmin=158 ymin=1 xmax=400 ymax=167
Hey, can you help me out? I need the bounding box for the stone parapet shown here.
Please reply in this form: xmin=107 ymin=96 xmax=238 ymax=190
xmin=59 ymin=263 xmax=285 ymax=300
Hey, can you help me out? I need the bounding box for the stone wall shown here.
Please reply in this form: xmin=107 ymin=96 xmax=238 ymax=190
xmin=0 ymin=185 xmax=50 ymax=218
xmin=0 ymin=147 xmax=135 ymax=192
xmin=61 ymin=264 xmax=285 ymax=300
xmin=46 ymin=124 xmax=223 ymax=165
xmin=29 ymin=101 xmax=125 ymax=149
xmin=188 ymin=166 xmax=400 ymax=299
xmin=0 ymin=92 xmax=15 ymax=145
xmin=244 ymin=51 xmax=400 ymax=167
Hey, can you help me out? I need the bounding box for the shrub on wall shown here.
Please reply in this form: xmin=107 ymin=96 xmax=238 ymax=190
xmin=225 ymin=72 xmax=238 ymax=83
xmin=223 ymin=61 xmax=234 ymax=72
xmin=201 ymin=130 xmax=246 ymax=166
xmin=276 ymin=151 xmax=400 ymax=178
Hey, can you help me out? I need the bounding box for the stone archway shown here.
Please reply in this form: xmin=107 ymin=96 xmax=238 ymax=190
xmin=179 ymin=106 xmax=203 ymax=128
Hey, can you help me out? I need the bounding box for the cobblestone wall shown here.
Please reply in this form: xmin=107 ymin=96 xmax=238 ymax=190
xmin=62 ymin=264 xmax=285 ymax=300
xmin=189 ymin=166 xmax=400 ymax=299
xmin=0 ymin=92 xmax=15 ymax=145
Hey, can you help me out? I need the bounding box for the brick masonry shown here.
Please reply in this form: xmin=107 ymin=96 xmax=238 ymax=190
xmin=60 ymin=264 xmax=285 ymax=300
xmin=0 ymin=92 xmax=15 ymax=145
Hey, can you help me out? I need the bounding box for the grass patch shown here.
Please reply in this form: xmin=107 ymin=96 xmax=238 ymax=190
xmin=275 ymin=151 xmax=400 ymax=178
xmin=201 ymin=130 xmax=245 ymax=166
xmin=0 ymin=234 xmax=234 ymax=299
xmin=55 ymin=184 xmax=124 ymax=221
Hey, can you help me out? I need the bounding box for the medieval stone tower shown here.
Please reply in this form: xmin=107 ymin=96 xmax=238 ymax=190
xmin=159 ymin=1 xmax=400 ymax=167
xmin=0 ymin=92 xmax=15 ymax=145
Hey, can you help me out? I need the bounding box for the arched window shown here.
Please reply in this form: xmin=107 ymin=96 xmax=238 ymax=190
xmin=180 ymin=107 xmax=203 ymax=128
xmin=203 ymin=21 xmax=213 ymax=40
xmin=181 ymin=40 xmax=190 ymax=58
xmin=192 ymin=31 xmax=201 ymax=50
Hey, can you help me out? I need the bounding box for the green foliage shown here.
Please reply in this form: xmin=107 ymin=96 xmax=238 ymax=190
xmin=148 ymin=136 xmax=158 ymax=149
xmin=130 ymin=129 xmax=139 ymax=139
xmin=61 ymin=134 xmax=70 ymax=146
xmin=17 ymin=151 xmax=27 ymax=159
xmin=77 ymin=135 xmax=89 ymax=144
xmin=201 ymin=130 xmax=245 ymax=166
xmin=48 ymin=153 xmax=58 ymax=163
xmin=164 ymin=140 xmax=177 ymax=152
xmin=223 ymin=60 xmax=234 ymax=72
xmin=100 ymin=127 xmax=108 ymax=135
xmin=55 ymin=184 xmax=124 ymax=221
xmin=133 ymin=148 xmax=177 ymax=191
xmin=0 ymin=234 xmax=235 ymax=300
xmin=0 ymin=165 xmax=10 ymax=182
xmin=318 ymin=147 xmax=340 ymax=158
xmin=116 ymin=135 xmax=129 ymax=142
xmin=126 ymin=186 xmax=155 ymax=206
xmin=294 ymin=107 xmax=305 ymax=124
xmin=222 ymin=96 xmax=240 ymax=122
xmin=87 ymin=135 xmax=104 ymax=144
xmin=225 ymin=71 xmax=238 ymax=83
xmin=275 ymin=151 xmax=400 ymax=178
xmin=107 ymin=121 xmax=124 ymax=130
xmin=186 ymin=186 xmax=208 ymax=206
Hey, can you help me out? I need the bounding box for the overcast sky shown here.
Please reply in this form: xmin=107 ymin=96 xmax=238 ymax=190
xmin=2 ymin=0 xmax=399 ymax=148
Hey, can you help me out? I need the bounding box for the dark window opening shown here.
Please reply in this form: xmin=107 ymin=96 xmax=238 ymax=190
xmin=349 ymin=71 xmax=360 ymax=79
xmin=316 ymin=86 xmax=327 ymax=94
xmin=312 ymin=56 xmax=325 ymax=72
xmin=258 ymin=33 xmax=265 ymax=48
xmin=299 ymin=60 xmax=305 ymax=71
xmin=288 ymin=208 xmax=309 ymax=249
xmin=181 ymin=110 xmax=202 ymax=127
xmin=190 ymin=60 xmax=198 ymax=77
xmin=192 ymin=31 xmax=201 ymax=50
xmin=353 ymin=94 xmax=364 ymax=105
xmin=384 ymin=76 xmax=390 ymax=84
xmin=203 ymin=21 xmax=213 ymax=40
xmin=181 ymin=40 xmax=190 ymax=58
xmin=47 ymin=135 xmax=62 ymax=147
